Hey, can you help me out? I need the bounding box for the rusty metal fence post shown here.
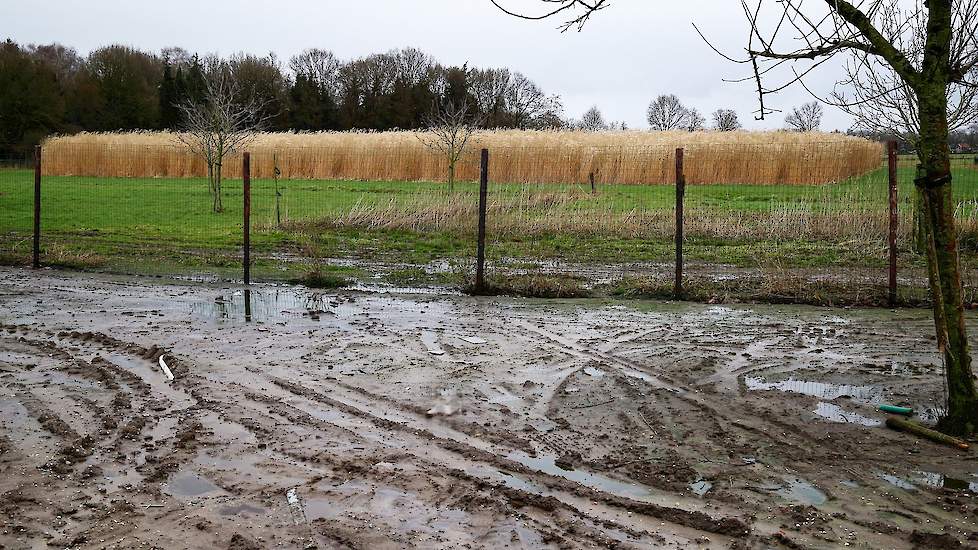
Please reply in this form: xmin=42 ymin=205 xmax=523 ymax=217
xmin=33 ymin=145 xmax=41 ymax=269
xmin=243 ymin=152 xmax=251 ymax=285
xmin=675 ymin=148 xmax=685 ymax=298
xmin=475 ymin=148 xmax=489 ymax=291
xmin=888 ymin=141 xmax=898 ymax=306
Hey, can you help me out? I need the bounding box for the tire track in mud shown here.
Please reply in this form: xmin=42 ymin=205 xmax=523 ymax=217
xmin=243 ymin=372 xmax=751 ymax=542
xmin=0 ymin=324 xmax=205 ymax=485
xmin=3 ymin=324 xmax=640 ymax=548
xmin=214 ymin=383 xmax=644 ymax=549
xmin=509 ymin=318 xmax=829 ymax=455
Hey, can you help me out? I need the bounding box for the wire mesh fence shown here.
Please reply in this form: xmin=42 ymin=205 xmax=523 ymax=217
xmin=3 ymin=139 xmax=977 ymax=306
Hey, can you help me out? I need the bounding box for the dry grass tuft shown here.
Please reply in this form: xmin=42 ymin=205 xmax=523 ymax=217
xmin=42 ymin=130 xmax=883 ymax=185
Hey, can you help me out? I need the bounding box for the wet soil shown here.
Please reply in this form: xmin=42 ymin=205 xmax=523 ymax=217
xmin=1 ymin=267 xmax=977 ymax=549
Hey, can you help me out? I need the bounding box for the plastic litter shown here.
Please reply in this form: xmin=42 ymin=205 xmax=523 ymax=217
xmin=159 ymin=355 xmax=174 ymax=381
xmin=879 ymin=404 xmax=913 ymax=416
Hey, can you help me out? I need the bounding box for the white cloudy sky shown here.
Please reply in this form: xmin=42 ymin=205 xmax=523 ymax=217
xmin=6 ymin=0 xmax=854 ymax=130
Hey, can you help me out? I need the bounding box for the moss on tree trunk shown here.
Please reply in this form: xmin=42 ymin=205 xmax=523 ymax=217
xmin=916 ymin=79 xmax=978 ymax=436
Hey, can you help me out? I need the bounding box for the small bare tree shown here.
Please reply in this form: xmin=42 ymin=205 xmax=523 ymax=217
xmin=785 ymin=102 xmax=824 ymax=132
xmin=647 ymin=94 xmax=692 ymax=130
xmin=686 ymin=108 xmax=706 ymax=132
xmin=711 ymin=109 xmax=741 ymax=131
xmin=578 ymin=105 xmax=608 ymax=131
xmin=418 ymin=99 xmax=486 ymax=192
xmin=177 ymin=68 xmax=270 ymax=213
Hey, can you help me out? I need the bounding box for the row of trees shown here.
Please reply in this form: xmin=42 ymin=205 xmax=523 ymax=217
xmin=0 ymin=40 xmax=564 ymax=157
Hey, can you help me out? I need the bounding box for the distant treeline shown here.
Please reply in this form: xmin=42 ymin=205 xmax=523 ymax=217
xmin=0 ymin=39 xmax=564 ymax=157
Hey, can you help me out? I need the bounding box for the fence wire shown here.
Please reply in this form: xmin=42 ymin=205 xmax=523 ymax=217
xmin=2 ymin=140 xmax=977 ymax=306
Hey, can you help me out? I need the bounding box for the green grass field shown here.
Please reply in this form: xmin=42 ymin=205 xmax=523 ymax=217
xmin=2 ymin=161 xmax=978 ymax=289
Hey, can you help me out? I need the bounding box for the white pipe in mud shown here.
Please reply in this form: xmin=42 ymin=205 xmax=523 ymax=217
xmin=159 ymin=355 xmax=174 ymax=381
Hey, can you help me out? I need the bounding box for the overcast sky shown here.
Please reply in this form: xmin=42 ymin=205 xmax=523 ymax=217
xmin=5 ymin=0 xmax=854 ymax=131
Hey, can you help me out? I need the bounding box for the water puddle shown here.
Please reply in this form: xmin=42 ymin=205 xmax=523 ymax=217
xmin=877 ymin=472 xmax=916 ymax=491
xmin=486 ymin=386 xmax=521 ymax=408
xmin=190 ymin=288 xmax=345 ymax=324
xmin=745 ymin=376 xmax=883 ymax=403
xmin=689 ymin=479 xmax=713 ymax=497
xmin=777 ymin=477 xmax=827 ymax=506
xmin=349 ymin=284 xmax=462 ymax=296
xmin=163 ymin=470 xmax=223 ymax=498
xmin=914 ymin=471 xmax=978 ymax=492
xmin=583 ymin=366 xmax=606 ymax=378
xmin=526 ymin=416 xmax=557 ymax=433
xmin=506 ymin=451 xmax=653 ymax=501
xmin=98 ymin=468 xmax=144 ymax=494
xmin=219 ymin=502 xmax=266 ymax=516
xmin=813 ymin=402 xmax=881 ymax=427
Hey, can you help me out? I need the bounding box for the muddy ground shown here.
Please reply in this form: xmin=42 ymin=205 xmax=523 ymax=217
xmin=1 ymin=267 xmax=977 ymax=550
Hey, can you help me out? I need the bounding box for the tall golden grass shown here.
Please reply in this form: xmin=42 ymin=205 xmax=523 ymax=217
xmin=42 ymin=130 xmax=884 ymax=185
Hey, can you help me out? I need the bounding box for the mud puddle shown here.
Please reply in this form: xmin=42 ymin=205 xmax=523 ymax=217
xmin=745 ymin=376 xmax=884 ymax=403
xmin=163 ymin=470 xmax=224 ymax=499
xmin=813 ymin=402 xmax=882 ymax=426
xmin=4 ymin=267 xmax=978 ymax=550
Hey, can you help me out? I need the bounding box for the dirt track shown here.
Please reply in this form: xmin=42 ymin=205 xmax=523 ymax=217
xmin=1 ymin=267 xmax=977 ymax=549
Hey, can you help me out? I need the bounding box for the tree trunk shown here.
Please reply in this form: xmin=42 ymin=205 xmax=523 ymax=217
xmin=213 ymin=161 xmax=224 ymax=213
xmin=916 ymin=81 xmax=978 ymax=437
xmin=207 ymin=161 xmax=216 ymax=207
xmin=448 ymin=163 xmax=455 ymax=193
xmin=914 ymin=188 xmax=928 ymax=254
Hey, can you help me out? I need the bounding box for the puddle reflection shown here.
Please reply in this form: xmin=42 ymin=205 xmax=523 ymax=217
xmin=745 ymin=376 xmax=883 ymax=403
xmin=190 ymin=288 xmax=338 ymax=324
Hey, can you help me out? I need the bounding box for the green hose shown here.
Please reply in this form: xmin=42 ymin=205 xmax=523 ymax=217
xmin=879 ymin=404 xmax=913 ymax=416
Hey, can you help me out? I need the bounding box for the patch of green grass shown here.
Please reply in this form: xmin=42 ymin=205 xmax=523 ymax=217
xmin=2 ymin=163 xmax=978 ymax=285
xmin=292 ymin=268 xmax=350 ymax=289
xmin=469 ymin=273 xmax=592 ymax=299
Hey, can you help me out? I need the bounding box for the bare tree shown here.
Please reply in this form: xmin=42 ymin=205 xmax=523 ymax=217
xmin=289 ymin=48 xmax=341 ymax=95
xmin=711 ymin=109 xmax=741 ymax=131
xmin=647 ymin=94 xmax=691 ymax=131
xmin=578 ymin=106 xmax=608 ymax=131
xmin=490 ymin=0 xmax=978 ymax=435
xmin=177 ymin=68 xmax=270 ymax=213
xmin=686 ymin=108 xmax=706 ymax=132
xmin=785 ymin=102 xmax=824 ymax=132
xmin=506 ymin=72 xmax=555 ymax=129
xmin=418 ymin=99 xmax=485 ymax=192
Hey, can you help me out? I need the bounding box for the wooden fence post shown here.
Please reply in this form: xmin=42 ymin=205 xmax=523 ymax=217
xmin=243 ymin=152 xmax=251 ymax=286
xmin=675 ymin=148 xmax=685 ymax=298
xmin=476 ymin=149 xmax=489 ymax=291
xmin=33 ymin=145 xmax=41 ymax=269
xmin=888 ymin=140 xmax=898 ymax=306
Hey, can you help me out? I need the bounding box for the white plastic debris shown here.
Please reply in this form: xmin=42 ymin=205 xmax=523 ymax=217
xmin=159 ymin=355 xmax=174 ymax=382
xmin=458 ymin=336 xmax=488 ymax=345
xmin=425 ymin=404 xmax=457 ymax=417
xmin=421 ymin=331 xmax=445 ymax=356
xmin=286 ymin=488 xmax=306 ymax=526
